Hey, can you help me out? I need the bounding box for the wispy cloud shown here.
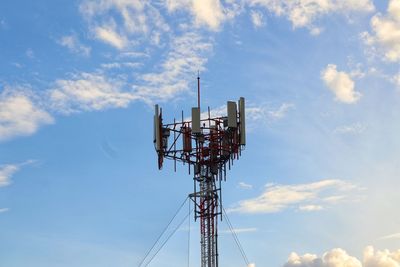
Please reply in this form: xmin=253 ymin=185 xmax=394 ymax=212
xmin=238 ymin=182 xmax=253 ymax=190
xmin=58 ymin=34 xmax=91 ymax=56
xmin=134 ymin=32 xmax=213 ymax=103
xmin=0 ymin=160 xmax=36 ymax=187
xmin=298 ymin=204 xmax=324 ymax=211
xmin=321 ymin=64 xmax=361 ymax=104
xmin=25 ymin=48 xmax=34 ymax=59
xmin=379 ymin=232 xmax=400 ymax=240
xmin=166 ymin=0 xmax=231 ymax=31
xmin=0 ymin=208 xmax=9 ymax=213
xmin=94 ymin=24 xmax=127 ymax=50
xmin=50 ymin=72 xmax=137 ymax=114
xmin=334 ymin=122 xmax=367 ymax=135
xmin=220 ymin=227 xmax=257 ymax=234
xmin=100 ymin=62 xmax=141 ymax=69
xmin=229 ymin=179 xmax=362 ymax=214
xmin=250 ymin=10 xmax=265 ymax=28
xmin=80 ymin=0 xmax=169 ymax=49
xmin=247 ymin=0 xmax=374 ymax=34
xmin=0 ymin=89 xmax=54 ymax=141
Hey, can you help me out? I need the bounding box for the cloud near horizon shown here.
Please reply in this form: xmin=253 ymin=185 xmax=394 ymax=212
xmin=284 ymin=246 xmax=400 ymax=267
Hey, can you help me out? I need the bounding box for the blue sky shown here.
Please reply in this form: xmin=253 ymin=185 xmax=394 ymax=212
xmin=1 ymin=0 xmax=400 ymax=267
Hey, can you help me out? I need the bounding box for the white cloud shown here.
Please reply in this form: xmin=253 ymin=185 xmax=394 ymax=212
xmin=251 ymin=10 xmax=265 ymax=28
xmin=298 ymin=204 xmax=324 ymax=211
xmin=0 ymin=164 xmax=18 ymax=187
xmin=238 ymin=182 xmax=253 ymax=189
xmin=361 ymin=0 xmax=400 ymax=62
xmin=80 ymin=0 xmax=169 ymax=48
xmin=26 ymin=48 xmax=34 ymax=59
xmin=0 ymin=208 xmax=9 ymax=213
xmin=321 ymin=64 xmax=361 ymax=104
xmin=94 ymin=24 xmax=127 ymax=49
xmin=246 ymin=103 xmax=295 ymax=124
xmin=50 ymin=72 xmax=137 ymax=113
xmin=0 ymin=90 xmax=54 ymax=141
xmin=195 ymin=102 xmax=294 ymax=127
xmin=166 ymin=0 xmax=227 ymax=31
xmin=334 ymin=122 xmax=366 ymax=135
xmin=364 ymin=246 xmax=400 ymax=267
xmin=229 ymin=179 xmax=361 ymax=214
xmin=247 ymin=0 xmax=374 ymax=33
xmin=284 ymin=248 xmax=362 ymax=267
xmin=220 ymin=227 xmax=257 ymax=234
xmin=379 ymin=233 xmax=400 ymax=241
xmin=284 ymin=247 xmax=400 ymax=267
xmin=391 ymin=73 xmax=400 ymax=88
xmin=58 ymin=34 xmax=91 ymax=56
xmin=192 ymin=0 xmax=226 ymax=30
xmin=134 ymin=32 xmax=212 ymax=103
xmin=0 ymin=18 xmax=6 ymax=29
xmin=0 ymin=160 xmax=35 ymax=187
xmin=100 ymin=62 xmax=141 ymax=69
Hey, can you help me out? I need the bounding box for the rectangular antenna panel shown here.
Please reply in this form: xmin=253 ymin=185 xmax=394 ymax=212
xmin=154 ymin=104 xmax=161 ymax=151
xmin=227 ymin=101 xmax=237 ymax=128
xmin=192 ymin=107 xmax=201 ymax=133
xmin=239 ymin=97 xmax=246 ymax=145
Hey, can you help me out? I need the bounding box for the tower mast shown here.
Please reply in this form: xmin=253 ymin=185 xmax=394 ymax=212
xmin=154 ymin=78 xmax=246 ymax=267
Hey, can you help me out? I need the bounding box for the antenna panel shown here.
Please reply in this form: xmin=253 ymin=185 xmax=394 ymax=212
xmin=239 ymin=97 xmax=246 ymax=145
xmin=192 ymin=107 xmax=201 ymax=133
xmin=227 ymin=101 xmax=237 ymax=128
xmin=154 ymin=104 xmax=161 ymax=151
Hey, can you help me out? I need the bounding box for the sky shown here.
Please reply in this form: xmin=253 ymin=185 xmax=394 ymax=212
xmin=0 ymin=0 xmax=400 ymax=267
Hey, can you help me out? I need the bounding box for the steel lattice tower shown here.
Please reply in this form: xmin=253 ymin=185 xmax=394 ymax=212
xmin=154 ymin=77 xmax=246 ymax=267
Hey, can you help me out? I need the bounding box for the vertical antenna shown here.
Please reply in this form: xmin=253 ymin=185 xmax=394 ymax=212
xmin=197 ymin=71 xmax=200 ymax=110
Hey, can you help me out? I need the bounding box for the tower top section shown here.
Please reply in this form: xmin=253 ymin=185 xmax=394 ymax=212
xmin=153 ymin=95 xmax=246 ymax=178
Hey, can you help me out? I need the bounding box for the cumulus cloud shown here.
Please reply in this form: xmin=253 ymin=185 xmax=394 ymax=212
xmin=58 ymin=34 xmax=91 ymax=56
xmin=364 ymin=247 xmax=400 ymax=267
xmin=321 ymin=64 xmax=361 ymax=104
xmin=0 ymin=90 xmax=54 ymax=141
xmin=229 ymin=179 xmax=361 ymax=214
xmin=284 ymin=247 xmax=400 ymax=267
xmin=361 ymin=0 xmax=400 ymax=62
xmin=50 ymin=72 xmax=138 ymax=114
xmin=284 ymin=248 xmax=362 ymax=267
xmin=247 ymin=0 xmax=374 ymax=33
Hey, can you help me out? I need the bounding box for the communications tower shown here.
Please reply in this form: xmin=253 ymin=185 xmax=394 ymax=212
xmin=153 ymin=77 xmax=246 ymax=267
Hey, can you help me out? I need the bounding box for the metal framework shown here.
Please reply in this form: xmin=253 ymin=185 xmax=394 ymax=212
xmin=154 ymin=78 xmax=246 ymax=267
